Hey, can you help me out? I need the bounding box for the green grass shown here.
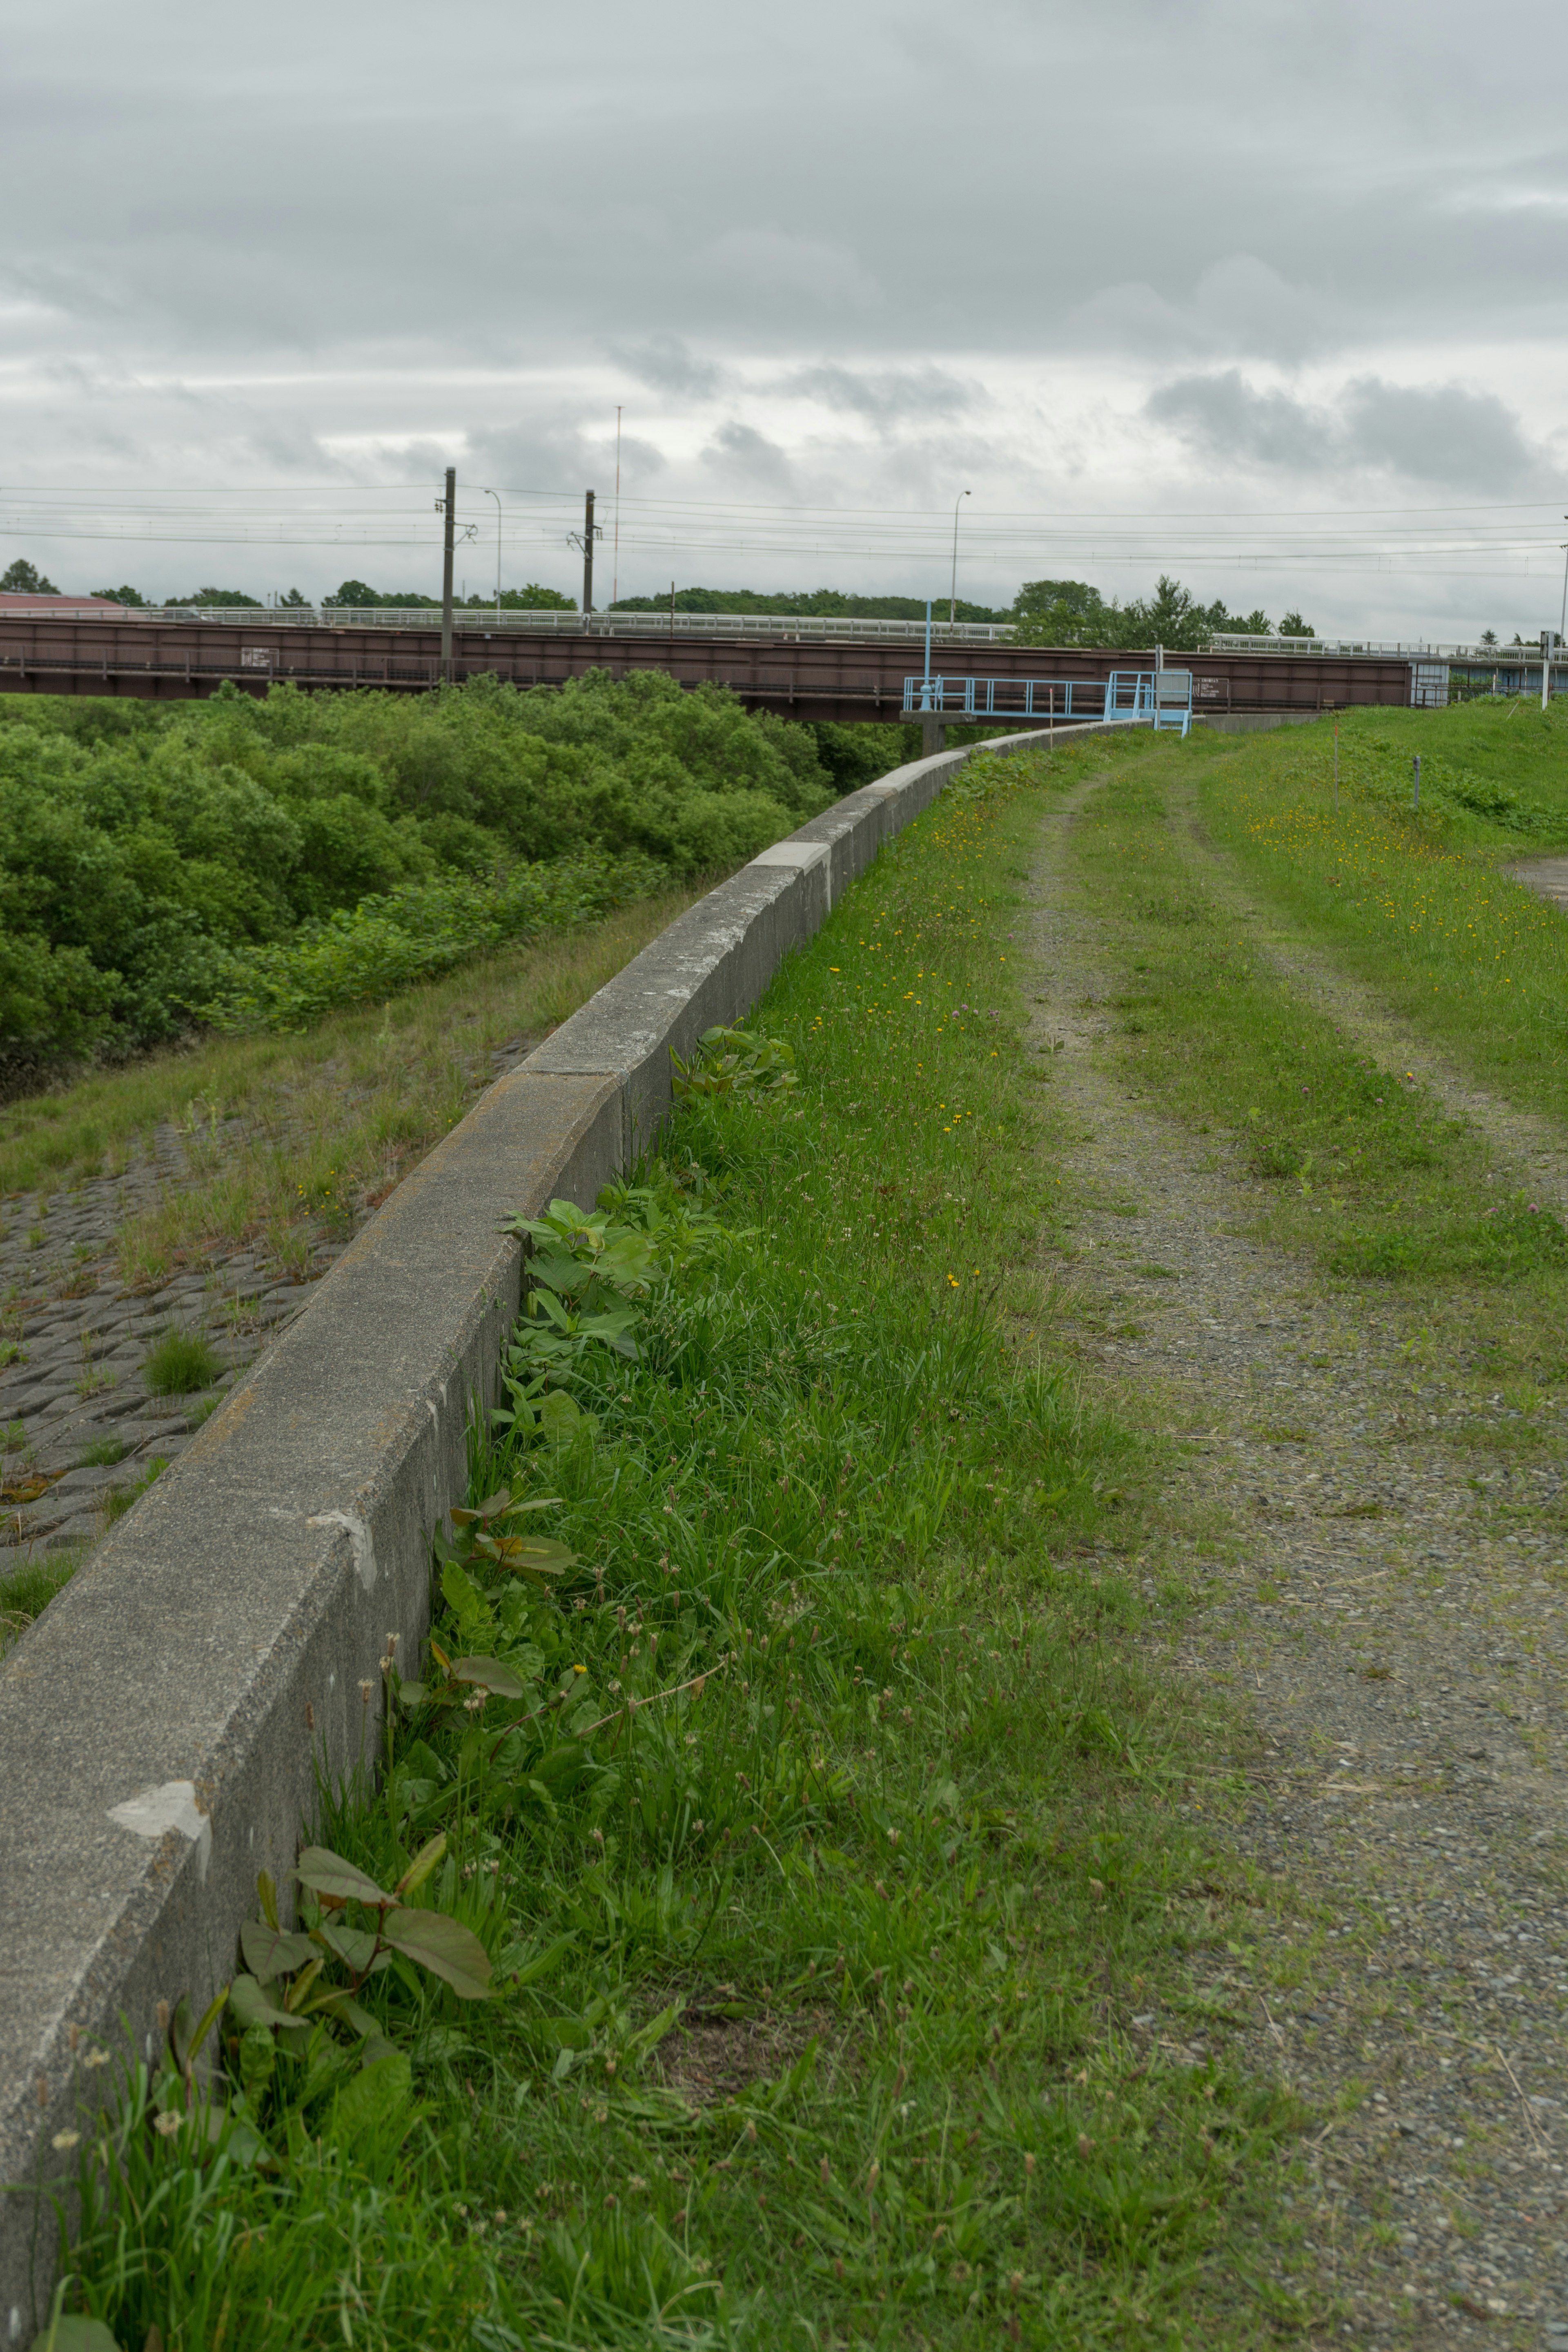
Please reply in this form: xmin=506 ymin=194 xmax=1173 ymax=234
xmin=1049 ymin=727 xmax=1568 ymax=1436
xmin=0 ymin=1550 xmax=79 ymax=1658
xmin=77 ymin=1437 xmax=127 ymax=1468
xmin=142 ymin=1332 xmax=224 ymax=1396
xmin=1192 ymin=703 xmax=1568 ymax=1131
xmin=102 ymin=1456 xmax=171 ymax=1526
xmin=48 ymin=751 xmax=1310 ymax=2349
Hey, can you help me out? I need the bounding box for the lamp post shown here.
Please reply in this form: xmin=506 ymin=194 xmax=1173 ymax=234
xmin=485 ymin=489 xmax=502 ymax=614
xmin=949 ymin=490 xmax=970 ymax=624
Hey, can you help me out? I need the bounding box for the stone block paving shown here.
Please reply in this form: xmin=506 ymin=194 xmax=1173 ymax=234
xmin=0 ymin=1032 xmax=541 ymax=1569
xmin=1 ymin=1132 xmax=344 ymax=1561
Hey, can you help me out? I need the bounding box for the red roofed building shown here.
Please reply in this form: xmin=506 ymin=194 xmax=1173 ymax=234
xmin=0 ymin=592 xmax=133 ymax=617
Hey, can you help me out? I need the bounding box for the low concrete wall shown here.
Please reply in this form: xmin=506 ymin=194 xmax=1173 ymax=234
xmin=1197 ymin=710 xmax=1327 ymax=735
xmin=0 ymin=717 xmax=1120 ymax=2330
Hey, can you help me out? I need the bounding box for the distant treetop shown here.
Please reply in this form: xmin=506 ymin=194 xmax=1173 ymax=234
xmin=165 ymin=587 xmax=265 ymax=608
xmin=609 ymin=585 xmax=1007 ymax=623
xmin=0 ymin=558 xmax=61 ymax=595
xmin=325 ymin=580 xmax=575 ymax=611
xmin=1010 ymin=574 xmax=1311 ymax=651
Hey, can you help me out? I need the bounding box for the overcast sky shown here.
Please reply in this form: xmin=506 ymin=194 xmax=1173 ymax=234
xmin=4 ymin=0 xmax=1568 ymax=637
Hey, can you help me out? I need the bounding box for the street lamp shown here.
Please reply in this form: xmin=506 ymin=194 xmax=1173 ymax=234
xmin=484 ymin=489 xmax=503 ymax=614
xmin=949 ymin=490 xmax=971 ymax=624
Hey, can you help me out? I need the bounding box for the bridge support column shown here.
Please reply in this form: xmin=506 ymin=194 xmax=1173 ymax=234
xmin=920 ymin=714 xmax=946 ymax=755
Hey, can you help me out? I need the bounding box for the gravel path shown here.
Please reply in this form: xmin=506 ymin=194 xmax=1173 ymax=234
xmin=1025 ymin=771 xmax=1568 ymax=2351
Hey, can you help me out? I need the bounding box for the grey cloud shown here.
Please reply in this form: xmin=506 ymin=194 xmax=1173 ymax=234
xmin=1147 ymin=368 xmax=1551 ymax=492
xmin=604 ymin=337 xmax=727 ymax=400
xmin=1145 ymin=372 xmax=1336 ymax=466
xmin=776 ymin=365 xmax=982 ymax=424
xmin=1340 ymin=379 xmax=1540 ymax=491
xmin=1071 ymin=256 xmax=1339 ymax=367
xmin=702 ymin=423 xmax=795 ymax=493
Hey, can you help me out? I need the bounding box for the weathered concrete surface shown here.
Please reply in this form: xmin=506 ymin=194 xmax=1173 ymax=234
xmin=0 ymin=725 xmax=1082 ymax=2332
xmin=1512 ymin=854 xmax=1568 ymax=915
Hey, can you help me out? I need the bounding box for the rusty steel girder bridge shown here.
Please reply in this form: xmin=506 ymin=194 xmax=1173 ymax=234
xmin=0 ymin=609 xmax=1420 ymax=724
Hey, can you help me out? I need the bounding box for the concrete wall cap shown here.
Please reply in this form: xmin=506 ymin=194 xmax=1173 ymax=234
xmin=748 ymin=840 xmax=829 ymax=871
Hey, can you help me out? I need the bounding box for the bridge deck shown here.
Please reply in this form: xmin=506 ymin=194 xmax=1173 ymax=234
xmin=0 ymin=615 xmax=1419 ymax=721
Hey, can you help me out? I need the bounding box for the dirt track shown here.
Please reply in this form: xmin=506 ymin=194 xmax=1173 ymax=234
xmin=1026 ymin=771 xmax=1568 ymax=2350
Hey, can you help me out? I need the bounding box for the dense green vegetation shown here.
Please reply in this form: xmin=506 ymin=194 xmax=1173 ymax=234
xmin=49 ymin=753 xmax=1301 ymax=2350
xmin=1011 ymin=576 xmax=1313 ymax=651
xmin=0 ymin=673 xmax=842 ymax=1078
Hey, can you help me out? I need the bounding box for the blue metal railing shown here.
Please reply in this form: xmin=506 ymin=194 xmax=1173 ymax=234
xmin=901 ymin=668 xmax=1193 ymax=735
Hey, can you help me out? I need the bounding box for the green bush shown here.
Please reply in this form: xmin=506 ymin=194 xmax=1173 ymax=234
xmin=142 ymin=1331 xmax=224 ymax=1394
xmin=0 ymin=670 xmax=850 ymax=1074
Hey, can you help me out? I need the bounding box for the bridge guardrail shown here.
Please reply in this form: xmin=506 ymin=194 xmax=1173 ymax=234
xmin=127 ymin=607 xmax=1021 ymax=644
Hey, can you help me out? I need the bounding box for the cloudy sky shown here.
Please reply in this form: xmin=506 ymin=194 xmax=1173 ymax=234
xmin=4 ymin=0 xmax=1568 ymax=637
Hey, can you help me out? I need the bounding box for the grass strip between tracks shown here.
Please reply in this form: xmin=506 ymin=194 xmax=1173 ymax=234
xmin=42 ymin=751 xmax=1310 ymax=2351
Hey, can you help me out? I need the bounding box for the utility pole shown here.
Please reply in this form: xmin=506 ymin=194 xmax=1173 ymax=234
xmin=440 ymin=466 xmax=456 ymax=680
xmin=1544 ymin=628 xmax=1553 ymax=713
xmin=485 ymin=488 xmax=502 ymax=612
xmin=613 ymin=409 xmax=622 ymax=608
xmin=583 ymin=490 xmax=596 ymax=617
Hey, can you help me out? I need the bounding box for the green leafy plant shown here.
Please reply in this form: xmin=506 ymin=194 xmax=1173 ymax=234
xmin=670 ymin=1022 xmax=797 ymax=1098
xmin=496 ymin=1179 xmax=728 ymax=1443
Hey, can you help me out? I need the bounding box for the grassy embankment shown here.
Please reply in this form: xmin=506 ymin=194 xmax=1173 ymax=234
xmin=0 ymin=886 xmax=703 ymax=1289
xmin=1199 ymin=699 xmax=1568 ymax=1127
xmin=1059 ymin=710 xmax=1568 ymax=1422
xmin=45 ymin=751 xmax=1310 ymax=2351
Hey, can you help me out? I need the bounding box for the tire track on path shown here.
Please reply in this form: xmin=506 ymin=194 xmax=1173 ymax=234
xmin=1025 ymin=765 xmax=1568 ymax=2351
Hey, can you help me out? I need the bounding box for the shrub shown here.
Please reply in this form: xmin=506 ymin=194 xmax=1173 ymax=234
xmin=0 ymin=673 xmax=852 ymax=1075
xmin=143 ymin=1331 xmax=224 ymax=1394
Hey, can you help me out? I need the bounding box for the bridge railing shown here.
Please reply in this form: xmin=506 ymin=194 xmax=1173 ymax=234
xmin=122 ymin=606 xmax=1020 ymax=644
xmin=902 ymin=670 xmax=1194 ymax=734
xmin=902 ymin=674 xmax=1109 ymax=719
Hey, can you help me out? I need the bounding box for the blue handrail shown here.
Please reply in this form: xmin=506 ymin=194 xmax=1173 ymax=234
xmin=901 ymin=668 xmax=1192 ymax=735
